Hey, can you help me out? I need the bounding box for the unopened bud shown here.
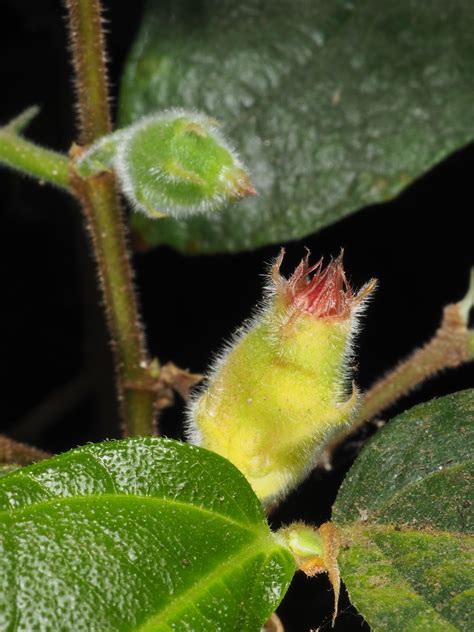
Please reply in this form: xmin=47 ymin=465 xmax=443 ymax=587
xmin=187 ymin=250 xmax=376 ymax=504
xmin=76 ymin=109 xmax=255 ymax=218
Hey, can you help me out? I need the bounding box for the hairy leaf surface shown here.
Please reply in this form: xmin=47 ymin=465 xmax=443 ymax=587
xmin=120 ymin=0 xmax=474 ymax=253
xmin=333 ymin=390 xmax=474 ymax=631
xmin=0 ymin=438 xmax=295 ymax=631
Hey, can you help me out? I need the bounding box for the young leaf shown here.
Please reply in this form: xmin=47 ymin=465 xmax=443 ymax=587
xmin=119 ymin=0 xmax=474 ymax=254
xmin=0 ymin=438 xmax=295 ymax=631
xmin=332 ymin=390 xmax=474 ymax=632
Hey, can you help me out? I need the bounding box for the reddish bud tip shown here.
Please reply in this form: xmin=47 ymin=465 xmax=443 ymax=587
xmin=229 ymin=169 xmax=258 ymax=199
xmin=243 ymin=182 xmax=258 ymax=197
xmin=288 ymin=252 xmax=351 ymax=319
xmin=273 ymin=249 xmax=376 ymax=320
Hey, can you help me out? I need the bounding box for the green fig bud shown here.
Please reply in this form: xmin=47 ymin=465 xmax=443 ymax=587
xmin=76 ymin=109 xmax=255 ymax=218
xmin=187 ymin=250 xmax=376 ymax=505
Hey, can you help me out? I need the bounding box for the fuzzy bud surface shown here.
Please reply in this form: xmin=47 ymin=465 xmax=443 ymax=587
xmin=76 ymin=109 xmax=255 ymax=218
xmin=187 ymin=251 xmax=376 ymax=504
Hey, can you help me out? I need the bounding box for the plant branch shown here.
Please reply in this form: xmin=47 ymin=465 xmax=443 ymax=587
xmin=65 ymin=0 xmax=111 ymax=144
xmin=0 ymin=435 xmax=50 ymax=465
xmin=355 ymin=303 xmax=472 ymax=423
xmin=323 ymin=271 xmax=474 ymax=458
xmin=65 ymin=0 xmax=156 ymax=436
xmin=72 ymin=169 xmax=156 ymax=435
xmin=0 ymin=123 xmax=70 ymax=190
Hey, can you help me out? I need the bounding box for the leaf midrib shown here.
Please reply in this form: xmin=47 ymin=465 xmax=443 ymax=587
xmin=0 ymin=492 xmax=263 ymax=537
xmin=135 ymin=539 xmax=287 ymax=632
xmin=3 ymin=494 xmax=291 ymax=630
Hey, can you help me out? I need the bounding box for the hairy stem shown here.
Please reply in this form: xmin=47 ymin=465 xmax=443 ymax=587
xmin=72 ymin=171 xmax=156 ymax=435
xmin=0 ymin=435 xmax=50 ymax=465
xmin=0 ymin=128 xmax=70 ymax=189
xmin=65 ymin=0 xmax=111 ymax=144
xmin=355 ymin=302 xmax=472 ymax=424
xmin=325 ymin=275 xmax=474 ymax=456
xmin=65 ymin=0 xmax=156 ymax=435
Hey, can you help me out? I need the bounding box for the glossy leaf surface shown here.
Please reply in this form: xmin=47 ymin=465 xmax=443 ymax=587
xmin=333 ymin=390 xmax=474 ymax=631
xmin=120 ymin=0 xmax=474 ymax=253
xmin=0 ymin=438 xmax=295 ymax=631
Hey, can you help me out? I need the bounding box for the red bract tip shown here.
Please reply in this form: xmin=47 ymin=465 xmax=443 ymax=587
xmin=237 ymin=176 xmax=258 ymax=199
xmin=287 ymin=252 xmax=352 ymax=319
xmin=230 ymin=169 xmax=258 ymax=199
xmin=273 ymin=250 xmax=374 ymax=320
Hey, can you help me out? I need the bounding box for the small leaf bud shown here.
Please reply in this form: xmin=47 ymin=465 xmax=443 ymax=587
xmin=77 ymin=109 xmax=255 ymax=218
xmin=276 ymin=522 xmax=341 ymax=626
xmin=187 ymin=250 xmax=376 ymax=505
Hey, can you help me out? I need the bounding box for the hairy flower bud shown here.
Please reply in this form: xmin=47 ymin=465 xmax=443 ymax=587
xmin=187 ymin=251 xmax=376 ymax=505
xmin=76 ymin=109 xmax=255 ymax=218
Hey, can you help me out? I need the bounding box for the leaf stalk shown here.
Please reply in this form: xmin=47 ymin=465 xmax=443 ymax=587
xmin=0 ymin=121 xmax=70 ymax=189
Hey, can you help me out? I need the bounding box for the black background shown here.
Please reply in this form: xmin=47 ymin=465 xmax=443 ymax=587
xmin=1 ymin=1 xmax=473 ymax=630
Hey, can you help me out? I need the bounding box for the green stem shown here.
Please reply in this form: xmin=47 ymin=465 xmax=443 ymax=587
xmin=65 ymin=0 xmax=156 ymax=436
xmin=354 ymin=304 xmax=470 ymax=424
xmin=65 ymin=0 xmax=112 ymax=144
xmin=0 ymin=129 xmax=70 ymax=189
xmin=354 ymin=272 xmax=474 ymax=426
xmin=77 ymin=172 xmax=156 ymax=435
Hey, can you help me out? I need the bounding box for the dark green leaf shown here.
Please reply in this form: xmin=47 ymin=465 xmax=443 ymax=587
xmin=333 ymin=390 xmax=474 ymax=631
xmin=0 ymin=437 xmax=295 ymax=631
xmin=119 ymin=0 xmax=474 ymax=254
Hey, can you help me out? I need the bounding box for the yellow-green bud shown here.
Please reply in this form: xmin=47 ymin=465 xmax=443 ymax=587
xmin=187 ymin=251 xmax=376 ymax=505
xmin=76 ymin=109 xmax=255 ymax=218
xmin=276 ymin=522 xmax=323 ymax=560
